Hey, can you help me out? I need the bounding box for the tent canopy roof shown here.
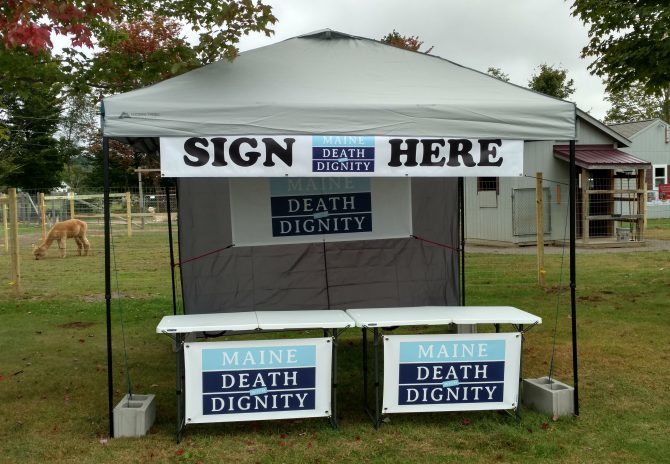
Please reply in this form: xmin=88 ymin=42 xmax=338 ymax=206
xmin=102 ymin=29 xmax=576 ymax=152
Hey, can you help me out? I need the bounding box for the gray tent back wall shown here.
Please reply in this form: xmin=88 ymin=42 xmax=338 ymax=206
xmin=178 ymin=177 xmax=459 ymax=313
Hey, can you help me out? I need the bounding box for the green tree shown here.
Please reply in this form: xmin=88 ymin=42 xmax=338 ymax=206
xmin=604 ymin=81 xmax=669 ymax=124
xmin=486 ymin=67 xmax=510 ymax=82
xmin=571 ymin=0 xmax=670 ymax=119
xmin=0 ymin=47 xmax=66 ymax=190
xmin=528 ymin=64 xmax=575 ymax=99
xmin=58 ymin=94 xmax=100 ymax=189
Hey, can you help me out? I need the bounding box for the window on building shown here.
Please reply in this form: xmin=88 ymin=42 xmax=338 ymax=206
xmin=477 ymin=177 xmax=499 ymax=194
xmin=654 ymin=165 xmax=667 ymax=189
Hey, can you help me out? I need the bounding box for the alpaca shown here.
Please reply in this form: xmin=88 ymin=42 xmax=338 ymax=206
xmin=33 ymin=219 xmax=90 ymax=259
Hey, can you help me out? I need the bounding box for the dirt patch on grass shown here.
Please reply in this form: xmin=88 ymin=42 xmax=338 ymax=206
xmin=57 ymin=321 xmax=97 ymax=329
xmin=80 ymin=293 xmax=160 ymax=302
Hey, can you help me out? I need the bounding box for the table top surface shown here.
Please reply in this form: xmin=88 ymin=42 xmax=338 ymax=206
xmin=156 ymin=309 xmax=355 ymax=333
xmin=255 ymin=310 xmax=355 ymax=330
xmin=345 ymin=306 xmax=541 ymax=327
xmin=156 ymin=312 xmax=259 ymax=334
xmin=157 ymin=306 xmax=541 ymax=334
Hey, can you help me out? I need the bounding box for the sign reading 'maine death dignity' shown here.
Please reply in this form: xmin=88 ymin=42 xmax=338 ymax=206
xmin=184 ymin=338 xmax=332 ymax=423
xmin=270 ymin=177 xmax=372 ymax=237
xmin=160 ymin=136 xmax=523 ymax=177
xmin=383 ymin=333 xmax=521 ymax=413
xmin=228 ymin=177 xmax=412 ymax=246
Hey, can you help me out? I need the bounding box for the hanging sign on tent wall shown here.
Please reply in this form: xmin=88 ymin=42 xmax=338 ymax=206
xmin=184 ymin=338 xmax=332 ymax=424
xmin=382 ymin=333 xmax=521 ymax=414
xmin=228 ymin=177 xmax=412 ymax=246
xmin=160 ymin=135 xmax=523 ymax=177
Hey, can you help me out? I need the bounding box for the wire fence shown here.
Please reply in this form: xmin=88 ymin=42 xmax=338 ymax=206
xmin=1 ymin=187 xmax=178 ymax=236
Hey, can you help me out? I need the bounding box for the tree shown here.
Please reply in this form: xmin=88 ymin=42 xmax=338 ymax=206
xmin=0 ymin=0 xmax=116 ymax=53
xmin=381 ymin=30 xmax=433 ymax=53
xmin=74 ymin=14 xmax=201 ymax=96
xmin=64 ymin=15 xmax=198 ymax=188
xmin=486 ymin=67 xmax=510 ymax=82
xmin=604 ymin=81 xmax=669 ymax=124
xmin=571 ymin=1 xmax=670 ymax=112
xmin=528 ymin=64 xmax=575 ymax=99
xmin=0 ymin=46 xmax=66 ymax=189
xmin=58 ymin=94 xmax=100 ymax=189
xmin=2 ymin=1 xmax=277 ymax=63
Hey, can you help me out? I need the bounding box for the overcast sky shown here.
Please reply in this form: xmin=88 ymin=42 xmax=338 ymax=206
xmin=234 ymin=0 xmax=608 ymax=120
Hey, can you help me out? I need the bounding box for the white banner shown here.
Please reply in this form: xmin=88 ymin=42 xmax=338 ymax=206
xmin=229 ymin=177 xmax=412 ymax=246
xmin=383 ymin=333 xmax=521 ymax=414
xmin=160 ymin=135 xmax=523 ymax=177
xmin=184 ymin=338 xmax=332 ymax=423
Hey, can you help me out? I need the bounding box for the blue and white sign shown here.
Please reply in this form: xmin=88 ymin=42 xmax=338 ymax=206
xmin=312 ymin=136 xmax=375 ymax=173
xmin=184 ymin=338 xmax=332 ymax=423
xmin=383 ymin=333 xmax=521 ymax=413
xmin=160 ymin=135 xmax=523 ymax=178
xmin=229 ymin=177 xmax=412 ymax=246
xmin=270 ymin=178 xmax=372 ymax=238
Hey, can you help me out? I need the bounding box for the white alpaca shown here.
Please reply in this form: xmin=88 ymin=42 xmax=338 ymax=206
xmin=33 ymin=219 xmax=90 ymax=259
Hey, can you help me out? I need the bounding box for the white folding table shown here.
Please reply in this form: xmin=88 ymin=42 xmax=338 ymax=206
xmin=345 ymin=306 xmax=541 ymax=427
xmin=157 ymin=310 xmax=354 ymax=440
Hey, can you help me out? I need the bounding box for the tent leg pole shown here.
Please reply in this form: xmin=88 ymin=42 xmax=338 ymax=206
xmin=165 ymin=181 xmax=178 ymax=315
xmin=103 ymin=136 xmax=114 ymax=438
xmin=569 ymin=140 xmax=580 ymax=416
xmin=459 ymin=177 xmax=466 ymax=305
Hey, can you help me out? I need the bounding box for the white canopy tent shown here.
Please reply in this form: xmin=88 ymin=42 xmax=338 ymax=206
xmin=101 ymin=29 xmax=579 ymax=437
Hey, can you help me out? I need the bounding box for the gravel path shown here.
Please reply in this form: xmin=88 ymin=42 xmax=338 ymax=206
xmin=465 ymin=239 xmax=670 ymax=254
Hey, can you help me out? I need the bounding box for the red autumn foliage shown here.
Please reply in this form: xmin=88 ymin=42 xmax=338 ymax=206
xmin=0 ymin=0 xmax=117 ymax=53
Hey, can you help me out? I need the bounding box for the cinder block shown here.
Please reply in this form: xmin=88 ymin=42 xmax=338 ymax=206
xmin=113 ymin=394 xmax=156 ymax=438
xmin=522 ymin=377 xmax=574 ymax=417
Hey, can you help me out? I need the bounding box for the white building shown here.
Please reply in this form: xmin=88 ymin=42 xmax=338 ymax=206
xmin=609 ymin=119 xmax=670 ymax=219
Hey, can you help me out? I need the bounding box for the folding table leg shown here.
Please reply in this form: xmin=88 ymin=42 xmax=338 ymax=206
xmin=175 ymin=333 xmax=186 ymax=442
xmin=328 ymin=330 xmax=338 ymax=429
xmin=373 ymin=327 xmax=381 ymax=428
xmin=516 ymin=326 xmax=524 ymax=421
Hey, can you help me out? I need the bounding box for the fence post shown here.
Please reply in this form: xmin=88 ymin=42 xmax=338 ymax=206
xmin=39 ymin=192 xmax=47 ymax=240
xmin=69 ymin=192 xmax=76 ymax=219
xmin=8 ymin=188 xmax=21 ymax=293
xmin=637 ymin=169 xmax=647 ymax=237
xmin=2 ymin=194 xmax=8 ymax=252
xmin=126 ymin=191 xmax=132 ymax=237
xmin=536 ymin=173 xmax=546 ymax=286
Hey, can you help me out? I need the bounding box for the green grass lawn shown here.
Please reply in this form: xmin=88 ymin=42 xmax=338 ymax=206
xmin=1 ymin=230 xmax=669 ymax=463
xmin=646 ymin=218 xmax=670 ymax=240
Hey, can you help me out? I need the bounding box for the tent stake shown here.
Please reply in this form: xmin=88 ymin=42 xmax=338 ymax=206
xmin=569 ymin=139 xmax=580 ymax=416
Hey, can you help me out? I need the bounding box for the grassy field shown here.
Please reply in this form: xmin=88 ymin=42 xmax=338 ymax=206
xmin=0 ymin=228 xmax=669 ymax=463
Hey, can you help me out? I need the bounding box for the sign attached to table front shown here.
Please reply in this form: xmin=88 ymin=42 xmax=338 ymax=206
xmin=382 ymin=333 xmax=521 ymax=413
xmin=184 ymin=338 xmax=332 ymax=423
xmin=160 ymin=135 xmax=523 ymax=177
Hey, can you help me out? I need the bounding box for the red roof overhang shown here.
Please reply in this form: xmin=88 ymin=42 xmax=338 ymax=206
xmin=553 ymin=144 xmax=651 ymax=170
